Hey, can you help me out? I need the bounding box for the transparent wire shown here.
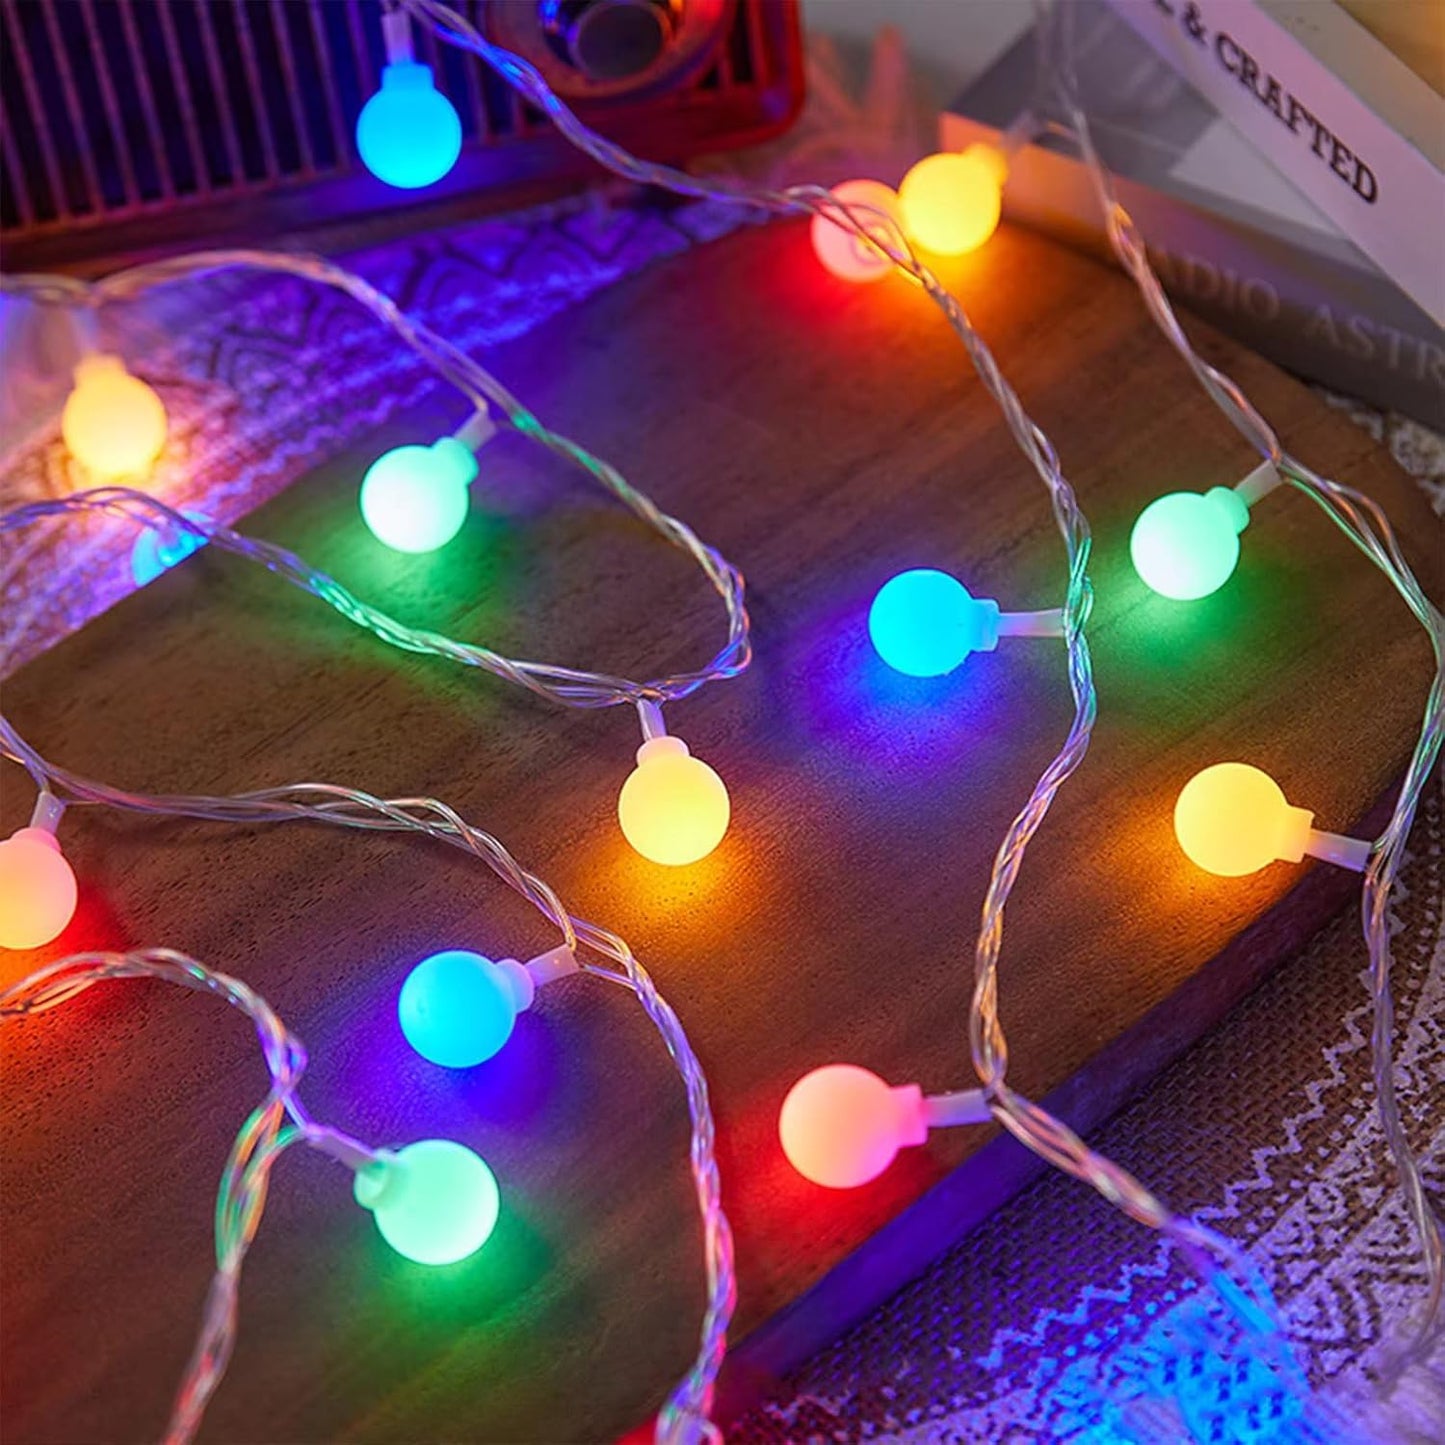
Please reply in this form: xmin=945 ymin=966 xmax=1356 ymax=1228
xmin=0 ymin=948 xmax=381 ymax=1445
xmin=1039 ymin=0 xmax=1445 ymax=1347
xmin=0 ymin=248 xmax=749 ymax=709
xmin=396 ymin=0 xmax=1279 ymax=1348
xmin=0 ymin=726 xmax=734 ymax=1444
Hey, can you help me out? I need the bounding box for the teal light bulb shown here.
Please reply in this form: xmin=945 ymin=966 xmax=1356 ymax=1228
xmin=359 ymin=437 xmax=477 ymax=554
xmin=132 ymin=510 xmax=208 ymax=586
xmin=356 ymin=62 xmax=462 ymax=189
xmin=354 ymin=1139 xmax=499 ymax=1265
xmin=1130 ymin=488 xmax=1249 ymax=600
xmin=398 ymin=950 xmax=526 ymax=1067
xmin=868 ymin=568 xmax=1000 ymax=676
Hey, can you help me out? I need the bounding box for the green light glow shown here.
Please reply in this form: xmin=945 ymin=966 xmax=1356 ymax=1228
xmin=1130 ymin=488 xmax=1248 ymax=601
xmin=354 ymin=1139 xmax=499 ymax=1265
xmin=359 ymin=438 xmax=476 ymax=554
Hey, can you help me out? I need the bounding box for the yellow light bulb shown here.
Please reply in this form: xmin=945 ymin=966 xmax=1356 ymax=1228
xmin=61 ymin=355 xmax=168 ymax=480
xmin=898 ymin=146 xmax=1005 ymax=256
xmin=618 ymin=736 xmax=730 ymax=866
xmin=1173 ymin=763 xmax=1313 ymax=877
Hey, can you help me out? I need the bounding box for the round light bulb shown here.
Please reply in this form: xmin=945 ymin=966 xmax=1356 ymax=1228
xmin=132 ymin=510 xmax=208 ymax=587
xmin=398 ymin=950 xmax=529 ymax=1067
xmin=0 ymin=828 xmax=78 ymax=950
xmin=811 ymin=179 xmax=905 ymax=284
xmin=779 ymin=1065 xmax=927 ymax=1188
xmin=1130 ymin=488 xmax=1249 ymax=600
xmin=357 ymin=61 xmax=463 ymax=189
xmin=61 ymin=355 xmax=167 ymax=479
xmin=898 ymin=146 xmax=1004 ymax=256
xmin=354 ymin=1139 xmax=499 ymax=1265
xmin=359 ymin=437 xmax=476 ymax=553
xmin=868 ymin=568 xmax=998 ymax=676
xmin=617 ymin=736 xmax=730 ymax=866
xmin=1174 ymin=763 xmax=1313 ymax=877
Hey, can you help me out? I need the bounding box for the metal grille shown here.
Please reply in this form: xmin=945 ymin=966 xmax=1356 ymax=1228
xmin=0 ymin=0 xmax=802 ymax=270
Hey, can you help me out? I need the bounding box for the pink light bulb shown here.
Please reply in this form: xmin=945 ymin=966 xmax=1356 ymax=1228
xmin=779 ymin=1064 xmax=928 ymax=1188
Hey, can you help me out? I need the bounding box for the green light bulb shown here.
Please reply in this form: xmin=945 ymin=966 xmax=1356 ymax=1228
xmin=1130 ymin=487 xmax=1250 ymax=600
xmin=354 ymin=1139 xmax=499 ymax=1265
xmin=359 ymin=437 xmax=477 ymax=554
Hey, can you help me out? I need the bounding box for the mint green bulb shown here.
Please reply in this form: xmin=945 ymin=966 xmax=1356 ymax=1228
xmin=354 ymin=1139 xmax=499 ymax=1265
xmin=359 ymin=437 xmax=477 ymax=554
xmin=1130 ymin=487 xmax=1249 ymax=600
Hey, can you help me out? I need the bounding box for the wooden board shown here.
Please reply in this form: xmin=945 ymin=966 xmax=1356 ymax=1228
xmin=1 ymin=222 xmax=1438 ymax=1445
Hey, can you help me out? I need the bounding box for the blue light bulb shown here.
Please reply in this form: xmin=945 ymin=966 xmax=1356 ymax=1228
xmin=868 ymin=568 xmax=1001 ymax=676
xmin=398 ymin=950 xmax=530 ymax=1067
xmin=356 ymin=61 xmax=462 ymax=190
xmin=132 ymin=510 xmax=209 ymax=586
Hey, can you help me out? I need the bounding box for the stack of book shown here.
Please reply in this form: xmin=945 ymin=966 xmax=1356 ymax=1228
xmin=943 ymin=0 xmax=1444 ymax=428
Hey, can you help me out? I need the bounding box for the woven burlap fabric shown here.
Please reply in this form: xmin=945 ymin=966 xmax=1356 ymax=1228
xmin=1 ymin=194 xmax=1441 ymax=1443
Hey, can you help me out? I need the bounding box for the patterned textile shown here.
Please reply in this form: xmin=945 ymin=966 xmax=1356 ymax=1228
xmin=1 ymin=192 xmax=1442 ymax=1444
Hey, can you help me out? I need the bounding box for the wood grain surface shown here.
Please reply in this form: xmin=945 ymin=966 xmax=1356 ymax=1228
xmin=1 ymin=221 xmax=1439 ymax=1445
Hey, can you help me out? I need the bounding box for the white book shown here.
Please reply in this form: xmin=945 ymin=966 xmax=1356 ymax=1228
xmin=1103 ymin=0 xmax=1445 ymax=325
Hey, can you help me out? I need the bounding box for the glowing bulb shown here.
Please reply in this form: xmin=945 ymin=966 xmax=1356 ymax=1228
xmin=61 ymin=355 xmax=167 ymax=479
xmin=811 ymin=179 xmax=905 ymax=283
xmin=779 ymin=1065 xmax=928 ymax=1188
xmin=869 ymin=569 xmax=998 ymax=676
xmin=359 ymin=437 xmax=476 ymax=553
xmin=399 ymin=950 xmax=532 ymax=1067
xmin=618 ymin=736 xmax=730 ymax=866
xmin=354 ymin=1139 xmax=499 ymax=1265
xmin=1174 ymin=763 xmax=1313 ymax=877
xmin=357 ymin=61 xmax=462 ymax=189
xmin=898 ymin=145 xmax=1005 ymax=256
xmin=132 ymin=510 xmax=208 ymax=586
xmin=1131 ymin=487 xmax=1250 ymax=600
xmin=0 ymin=827 xmax=78 ymax=950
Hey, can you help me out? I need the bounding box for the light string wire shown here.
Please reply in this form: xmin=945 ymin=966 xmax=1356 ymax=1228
xmin=0 ymin=247 xmax=749 ymax=709
xmin=0 ymin=947 xmax=382 ymax=1445
xmin=1040 ymin=0 xmax=1445 ymax=1349
xmin=397 ymin=0 xmax=1280 ymax=1327
xmin=0 ymin=775 xmax=734 ymax=1445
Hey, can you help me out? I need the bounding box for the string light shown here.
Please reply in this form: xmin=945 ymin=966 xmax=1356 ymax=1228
xmin=1130 ymin=463 xmax=1280 ymax=601
xmin=353 ymin=1139 xmax=500 ymax=1264
xmin=868 ymin=568 xmax=1064 ymax=676
xmin=60 ymin=354 xmax=167 ymax=480
xmin=0 ymin=8 xmax=1439 ymax=1435
xmin=0 ymin=795 xmax=76 ymax=950
xmin=0 ymin=755 xmax=736 ymax=1444
xmin=617 ymin=702 xmax=730 ymax=866
xmin=1048 ymin=0 xmax=1444 ymax=1340
xmin=356 ymin=10 xmax=462 ymax=190
xmin=779 ymin=1064 xmax=990 ymax=1188
xmin=897 ymin=145 xmax=1007 ymax=257
xmin=810 ymin=180 xmax=905 ymax=283
xmin=398 ymin=944 xmax=577 ymax=1066
xmin=1174 ymin=763 xmax=1373 ymax=877
xmin=405 ymin=0 xmax=1443 ymax=1352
